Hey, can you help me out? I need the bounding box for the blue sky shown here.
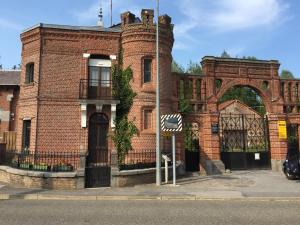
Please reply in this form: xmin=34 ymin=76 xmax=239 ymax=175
xmin=0 ymin=0 xmax=299 ymax=77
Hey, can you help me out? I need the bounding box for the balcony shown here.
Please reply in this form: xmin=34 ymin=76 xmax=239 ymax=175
xmin=79 ymin=79 xmax=114 ymax=100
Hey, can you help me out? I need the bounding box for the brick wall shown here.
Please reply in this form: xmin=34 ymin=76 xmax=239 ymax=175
xmin=19 ymin=26 xmax=120 ymax=155
xmin=0 ymin=87 xmax=17 ymax=135
xmin=122 ymin=12 xmax=174 ymax=152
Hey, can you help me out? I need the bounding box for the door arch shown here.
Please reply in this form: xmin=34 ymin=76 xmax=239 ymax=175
xmin=85 ymin=113 xmax=110 ymax=188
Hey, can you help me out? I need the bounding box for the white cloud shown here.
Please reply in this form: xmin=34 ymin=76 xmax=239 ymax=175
xmin=0 ymin=18 xmax=23 ymax=30
xmin=175 ymin=0 xmax=290 ymax=35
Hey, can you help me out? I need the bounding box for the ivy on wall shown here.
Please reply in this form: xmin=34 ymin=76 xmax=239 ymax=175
xmin=178 ymin=80 xmax=193 ymax=117
xmin=111 ymin=57 xmax=138 ymax=165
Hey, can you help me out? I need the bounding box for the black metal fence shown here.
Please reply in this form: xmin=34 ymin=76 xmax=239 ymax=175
xmin=4 ymin=151 xmax=80 ymax=172
xmin=119 ymin=149 xmax=174 ymax=171
xmin=79 ymin=79 xmax=113 ymax=100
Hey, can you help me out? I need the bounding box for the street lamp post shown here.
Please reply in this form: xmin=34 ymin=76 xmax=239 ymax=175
xmin=156 ymin=0 xmax=161 ymax=186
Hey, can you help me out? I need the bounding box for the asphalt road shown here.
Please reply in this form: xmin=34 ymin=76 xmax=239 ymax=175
xmin=0 ymin=200 xmax=300 ymax=225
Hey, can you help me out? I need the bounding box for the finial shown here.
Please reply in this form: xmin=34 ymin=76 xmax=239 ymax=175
xmin=98 ymin=1 xmax=104 ymax=27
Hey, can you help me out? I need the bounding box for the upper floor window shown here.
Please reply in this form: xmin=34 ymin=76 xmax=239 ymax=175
xmin=143 ymin=59 xmax=152 ymax=83
xmin=88 ymin=57 xmax=111 ymax=88
xmin=25 ymin=63 xmax=34 ymax=84
xmin=89 ymin=66 xmax=110 ymax=87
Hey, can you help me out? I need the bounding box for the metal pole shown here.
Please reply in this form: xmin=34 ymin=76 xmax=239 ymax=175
xmin=110 ymin=0 xmax=113 ymax=26
xmin=172 ymin=133 xmax=176 ymax=186
xmin=156 ymin=0 xmax=161 ymax=186
xmin=165 ymin=157 xmax=168 ymax=183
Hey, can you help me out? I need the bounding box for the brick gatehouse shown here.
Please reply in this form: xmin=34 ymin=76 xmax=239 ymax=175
xmin=0 ymin=9 xmax=299 ymax=189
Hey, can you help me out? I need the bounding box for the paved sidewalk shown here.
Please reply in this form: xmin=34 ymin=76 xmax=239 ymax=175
xmin=1 ymin=170 xmax=300 ymax=201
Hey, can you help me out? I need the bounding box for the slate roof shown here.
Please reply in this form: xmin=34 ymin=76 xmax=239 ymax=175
xmin=0 ymin=70 xmax=20 ymax=86
xmin=22 ymin=23 xmax=121 ymax=34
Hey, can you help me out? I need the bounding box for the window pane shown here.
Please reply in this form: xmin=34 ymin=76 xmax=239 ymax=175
xmin=89 ymin=67 xmax=100 ymax=87
xmin=101 ymin=67 xmax=110 ymax=87
xmin=25 ymin=63 xmax=34 ymax=83
xmin=144 ymin=59 xmax=152 ymax=83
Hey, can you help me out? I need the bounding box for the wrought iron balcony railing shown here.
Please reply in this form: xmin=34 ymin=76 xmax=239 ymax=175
xmin=79 ymin=79 xmax=114 ymax=100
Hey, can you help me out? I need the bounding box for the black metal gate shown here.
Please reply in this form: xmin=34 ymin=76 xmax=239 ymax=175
xmin=287 ymin=124 xmax=299 ymax=155
xmin=85 ymin=113 xmax=110 ymax=188
xmin=220 ymin=114 xmax=271 ymax=170
xmin=184 ymin=123 xmax=200 ymax=172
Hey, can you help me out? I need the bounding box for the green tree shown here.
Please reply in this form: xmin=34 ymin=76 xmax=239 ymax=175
xmin=280 ymin=70 xmax=294 ymax=79
xmin=221 ymin=50 xmax=231 ymax=58
xmin=242 ymin=56 xmax=258 ymax=60
xmin=186 ymin=60 xmax=202 ymax=75
xmin=179 ymin=98 xmax=193 ymax=117
xmin=219 ymin=86 xmax=266 ymax=115
xmin=172 ymin=60 xmax=184 ymax=73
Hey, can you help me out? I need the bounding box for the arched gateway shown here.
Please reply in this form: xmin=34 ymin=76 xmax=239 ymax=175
xmin=174 ymin=56 xmax=297 ymax=175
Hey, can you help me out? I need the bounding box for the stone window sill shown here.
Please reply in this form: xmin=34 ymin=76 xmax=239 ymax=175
xmin=23 ymin=82 xmax=34 ymax=87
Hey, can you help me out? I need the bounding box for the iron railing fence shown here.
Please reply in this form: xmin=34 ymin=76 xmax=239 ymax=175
xmin=4 ymin=151 xmax=80 ymax=172
xmin=119 ymin=149 xmax=178 ymax=171
xmin=79 ymin=79 xmax=114 ymax=100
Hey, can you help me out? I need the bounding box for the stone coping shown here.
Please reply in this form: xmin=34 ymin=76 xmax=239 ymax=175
xmin=114 ymin=167 xmax=156 ymax=176
xmin=0 ymin=166 xmax=82 ymax=178
xmin=114 ymin=166 xmax=175 ymax=176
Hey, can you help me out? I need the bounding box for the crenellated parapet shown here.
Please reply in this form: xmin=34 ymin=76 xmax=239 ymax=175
xmin=121 ymin=9 xmax=174 ymax=54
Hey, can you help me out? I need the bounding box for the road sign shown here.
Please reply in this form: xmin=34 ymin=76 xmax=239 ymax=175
xmin=161 ymin=114 xmax=182 ymax=132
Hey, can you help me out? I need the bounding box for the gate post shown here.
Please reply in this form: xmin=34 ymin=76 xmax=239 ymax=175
xmin=75 ymin=149 xmax=87 ymax=189
xmin=110 ymin=149 xmax=120 ymax=187
xmin=199 ymin=113 xmax=225 ymax=175
xmin=268 ymin=114 xmax=288 ymax=171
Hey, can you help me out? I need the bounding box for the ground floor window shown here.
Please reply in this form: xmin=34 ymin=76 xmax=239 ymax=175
xmin=143 ymin=109 xmax=152 ymax=130
xmin=22 ymin=120 xmax=31 ymax=150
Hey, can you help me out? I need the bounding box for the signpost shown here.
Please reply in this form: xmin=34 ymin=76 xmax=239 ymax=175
xmin=161 ymin=114 xmax=182 ymax=186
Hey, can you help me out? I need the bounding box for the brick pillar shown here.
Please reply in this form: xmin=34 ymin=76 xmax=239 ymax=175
xmin=268 ymin=114 xmax=287 ymax=171
xmin=284 ymin=82 xmax=289 ymax=102
xmin=110 ymin=149 xmax=120 ymax=187
xmin=192 ymin=78 xmax=197 ymax=100
xmin=291 ymin=82 xmax=296 ymax=102
xmin=199 ymin=113 xmax=225 ymax=175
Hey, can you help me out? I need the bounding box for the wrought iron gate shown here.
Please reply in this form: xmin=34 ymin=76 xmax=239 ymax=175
xmin=220 ymin=114 xmax=270 ymax=170
xmin=287 ymin=124 xmax=299 ymax=154
xmin=85 ymin=113 xmax=110 ymax=188
xmin=184 ymin=123 xmax=200 ymax=172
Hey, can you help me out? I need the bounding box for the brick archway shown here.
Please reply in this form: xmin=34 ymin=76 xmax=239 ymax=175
xmin=216 ymin=80 xmax=272 ymax=114
xmin=174 ymin=57 xmax=289 ymax=175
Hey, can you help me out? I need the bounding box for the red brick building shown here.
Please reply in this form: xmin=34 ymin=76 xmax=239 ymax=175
xmin=0 ymin=70 xmax=19 ymax=137
xmin=0 ymin=9 xmax=299 ymax=188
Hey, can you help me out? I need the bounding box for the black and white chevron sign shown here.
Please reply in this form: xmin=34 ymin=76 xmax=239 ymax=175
xmin=161 ymin=114 xmax=182 ymax=132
